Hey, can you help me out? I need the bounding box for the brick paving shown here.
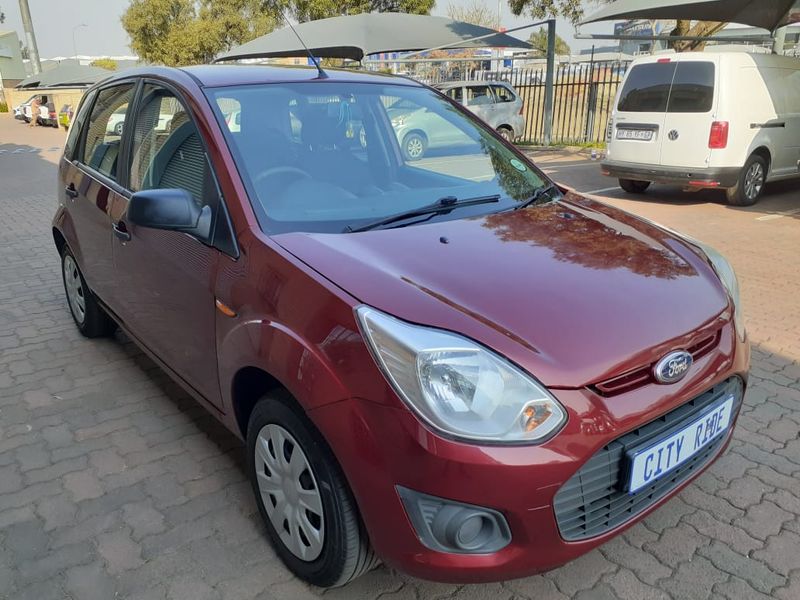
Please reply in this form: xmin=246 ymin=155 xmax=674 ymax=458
xmin=1 ymin=115 xmax=799 ymax=599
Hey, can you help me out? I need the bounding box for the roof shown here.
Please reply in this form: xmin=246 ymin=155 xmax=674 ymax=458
xmin=96 ymin=63 xmax=422 ymax=89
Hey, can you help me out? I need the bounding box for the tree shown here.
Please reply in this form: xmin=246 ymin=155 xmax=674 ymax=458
xmin=447 ymin=0 xmax=500 ymax=30
xmin=122 ymin=0 xmax=278 ymax=66
xmin=528 ymin=26 xmax=570 ymax=56
xmin=90 ymin=58 xmax=118 ymax=70
xmin=280 ymin=0 xmax=435 ymax=23
xmin=508 ymin=0 xmax=584 ymax=24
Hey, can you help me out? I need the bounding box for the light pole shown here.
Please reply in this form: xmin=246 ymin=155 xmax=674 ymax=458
xmin=72 ymin=23 xmax=87 ymax=61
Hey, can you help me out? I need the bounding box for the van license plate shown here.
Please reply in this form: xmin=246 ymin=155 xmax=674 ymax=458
xmin=627 ymin=395 xmax=734 ymax=494
xmin=617 ymin=129 xmax=653 ymax=141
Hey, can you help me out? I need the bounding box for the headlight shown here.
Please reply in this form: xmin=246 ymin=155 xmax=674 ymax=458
xmin=692 ymin=240 xmax=745 ymax=341
xmin=356 ymin=307 xmax=566 ymax=444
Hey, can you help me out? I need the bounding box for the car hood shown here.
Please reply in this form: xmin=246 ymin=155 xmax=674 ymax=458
xmin=272 ymin=193 xmax=730 ymax=388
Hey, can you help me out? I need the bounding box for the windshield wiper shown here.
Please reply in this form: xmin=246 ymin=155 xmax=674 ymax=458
xmin=344 ymin=194 xmax=501 ymax=233
xmin=514 ymin=183 xmax=560 ymax=210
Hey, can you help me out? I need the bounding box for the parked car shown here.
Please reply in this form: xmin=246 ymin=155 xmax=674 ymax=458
xmin=54 ymin=65 xmax=749 ymax=588
xmin=435 ymin=81 xmax=526 ymax=143
xmin=59 ymin=104 xmax=74 ymax=131
xmin=603 ymin=51 xmax=800 ymax=206
xmin=384 ymin=96 xmax=473 ymax=160
xmin=13 ymin=95 xmax=36 ymax=120
xmin=22 ymin=94 xmax=58 ymax=127
xmin=106 ymin=105 xmax=175 ymax=136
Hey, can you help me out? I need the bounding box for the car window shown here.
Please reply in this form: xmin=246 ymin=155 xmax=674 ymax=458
xmin=617 ymin=62 xmax=677 ymax=112
xmin=445 ymin=87 xmax=463 ymax=103
xmin=491 ymin=85 xmax=515 ymax=103
xmin=208 ymin=82 xmax=547 ymax=235
xmin=128 ymin=83 xmax=210 ymax=208
xmin=64 ymin=91 xmax=96 ymax=161
xmin=465 ymin=86 xmax=493 ymax=106
xmin=667 ymin=62 xmax=715 ymax=113
xmin=81 ymin=84 xmax=136 ymax=180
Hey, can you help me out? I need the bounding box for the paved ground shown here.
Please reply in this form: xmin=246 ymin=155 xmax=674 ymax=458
xmin=1 ymin=115 xmax=799 ymax=600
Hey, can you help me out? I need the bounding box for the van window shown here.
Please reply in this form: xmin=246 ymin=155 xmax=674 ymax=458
xmin=618 ymin=61 xmax=715 ymax=113
xmin=617 ymin=62 xmax=676 ymax=112
xmin=667 ymin=62 xmax=715 ymax=113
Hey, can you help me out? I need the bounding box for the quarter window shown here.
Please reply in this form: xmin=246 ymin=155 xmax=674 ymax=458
xmin=128 ymin=84 xmax=209 ymax=207
xmin=81 ymin=84 xmax=135 ymax=180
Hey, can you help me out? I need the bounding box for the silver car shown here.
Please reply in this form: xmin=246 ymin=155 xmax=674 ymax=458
xmin=435 ymin=81 xmax=526 ymax=143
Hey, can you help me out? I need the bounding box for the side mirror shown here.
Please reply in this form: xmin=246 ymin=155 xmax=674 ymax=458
xmin=127 ymin=188 xmax=211 ymax=239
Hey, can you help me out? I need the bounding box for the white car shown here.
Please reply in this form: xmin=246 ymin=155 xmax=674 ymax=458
xmin=603 ymin=51 xmax=800 ymax=206
xmin=106 ymin=109 xmax=175 ymax=136
xmin=435 ymin=81 xmax=527 ymax=143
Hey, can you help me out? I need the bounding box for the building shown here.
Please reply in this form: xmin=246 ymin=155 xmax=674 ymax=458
xmin=0 ymin=30 xmax=26 ymax=91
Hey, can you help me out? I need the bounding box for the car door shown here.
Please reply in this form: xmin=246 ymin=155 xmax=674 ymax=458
xmin=659 ymin=59 xmax=717 ymax=169
xmin=110 ymin=81 xmax=224 ymax=407
xmin=60 ymin=82 xmax=137 ymax=301
xmin=490 ymin=84 xmax=518 ymax=126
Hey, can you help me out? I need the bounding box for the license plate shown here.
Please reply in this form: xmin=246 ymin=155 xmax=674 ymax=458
xmin=627 ymin=396 xmax=734 ymax=494
xmin=617 ymin=128 xmax=653 ymax=141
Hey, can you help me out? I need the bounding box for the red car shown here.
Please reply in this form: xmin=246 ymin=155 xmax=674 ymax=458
xmin=53 ymin=65 xmax=749 ymax=587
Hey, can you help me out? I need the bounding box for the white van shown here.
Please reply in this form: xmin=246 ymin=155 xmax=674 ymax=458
xmin=602 ymin=51 xmax=800 ymax=205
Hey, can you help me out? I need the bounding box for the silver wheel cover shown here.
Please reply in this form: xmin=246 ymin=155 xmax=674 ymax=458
xmin=255 ymin=424 xmax=325 ymax=561
xmin=744 ymin=162 xmax=764 ymax=201
xmin=63 ymin=255 xmax=86 ymax=324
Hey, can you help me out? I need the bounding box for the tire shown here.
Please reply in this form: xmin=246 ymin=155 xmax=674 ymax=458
xmin=726 ymin=154 xmax=767 ymax=206
xmin=497 ymin=126 xmax=514 ymax=142
xmin=247 ymin=392 xmax=378 ymax=587
xmin=402 ymin=132 xmax=427 ymax=161
xmin=114 ymin=122 xmax=124 ymax=136
xmin=619 ymin=179 xmax=651 ymax=194
xmin=60 ymin=248 xmax=115 ymax=338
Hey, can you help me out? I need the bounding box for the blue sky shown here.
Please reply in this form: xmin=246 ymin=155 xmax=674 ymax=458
xmin=1 ymin=0 xmax=614 ymax=58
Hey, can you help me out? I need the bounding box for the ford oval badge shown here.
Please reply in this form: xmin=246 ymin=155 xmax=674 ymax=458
xmin=654 ymin=351 xmax=693 ymax=384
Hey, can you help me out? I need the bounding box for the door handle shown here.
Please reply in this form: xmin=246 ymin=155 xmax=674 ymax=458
xmin=112 ymin=221 xmax=131 ymax=242
xmin=65 ymin=184 xmax=78 ymax=199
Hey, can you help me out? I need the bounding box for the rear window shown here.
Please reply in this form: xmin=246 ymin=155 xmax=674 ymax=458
xmin=617 ymin=61 xmax=715 ymax=113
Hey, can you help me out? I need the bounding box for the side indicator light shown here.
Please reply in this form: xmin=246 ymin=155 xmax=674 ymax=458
xmin=215 ymin=299 xmax=237 ymax=318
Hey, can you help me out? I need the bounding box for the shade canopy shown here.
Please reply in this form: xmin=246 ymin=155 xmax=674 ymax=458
xmin=582 ymin=0 xmax=800 ymax=32
xmin=17 ymin=63 xmax=110 ymax=88
xmin=215 ymin=13 xmax=530 ymax=63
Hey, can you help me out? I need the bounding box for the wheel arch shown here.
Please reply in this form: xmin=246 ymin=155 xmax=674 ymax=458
xmin=750 ymin=146 xmax=772 ymax=174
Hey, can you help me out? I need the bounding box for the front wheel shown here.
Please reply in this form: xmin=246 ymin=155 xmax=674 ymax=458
xmin=402 ymin=132 xmax=427 ymax=161
xmin=726 ymin=155 xmax=767 ymax=206
xmin=114 ymin=122 xmax=124 ymax=136
xmin=247 ymin=392 xmax=378 ymax=587
xmin=619 ymin=179 xmax=651 ymax=194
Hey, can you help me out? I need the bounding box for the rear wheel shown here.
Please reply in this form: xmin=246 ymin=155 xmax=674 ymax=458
xmin=497 ymin=126 xmax=514 ymax=142
xmin=247 ymin=392 xmax=378 ymax=587
xmin=726 ymin=154 xmax=767 ymax=206
xmin=60 ymin=248 xmax=115 ymax=337
xmin=402 ymin=132 xmax=427 ymax=161
xmin=114 ymin=122 xmax=124 ymax=136
xmin=619 ymin=179 xmax=651 ymax=194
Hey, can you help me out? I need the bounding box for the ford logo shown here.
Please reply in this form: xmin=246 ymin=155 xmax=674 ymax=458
xmin=654 ymin=351 xmax=693 ymax=384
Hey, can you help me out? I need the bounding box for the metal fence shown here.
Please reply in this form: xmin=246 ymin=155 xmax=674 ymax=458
xmin=402 ymin=59 xmax=632 ymax=146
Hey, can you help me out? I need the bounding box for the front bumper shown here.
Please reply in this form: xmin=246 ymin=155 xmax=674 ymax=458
xmin=602 ymin=160 xmax=741 ymax=188
xmin=309 ymin=323 xmax=749 ymax=582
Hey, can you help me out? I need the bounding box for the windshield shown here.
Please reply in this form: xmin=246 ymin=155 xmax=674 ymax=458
xmin=208 ymin=81 xmax=548 ymax=234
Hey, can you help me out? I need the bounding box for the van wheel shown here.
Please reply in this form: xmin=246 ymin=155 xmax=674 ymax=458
xmin=726 ymin=155 xmax=767 ymax=206
xmin=60 ymin=248 xmax=115 ymax=337
xmin=619 ymin=179 xmax=651 ymax=194
xmin=247 ymin=391 xmax=378 ymax=587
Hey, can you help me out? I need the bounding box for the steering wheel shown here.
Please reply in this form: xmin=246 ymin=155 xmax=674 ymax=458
xmin=253 ymin=166 xmax=312 ymax=187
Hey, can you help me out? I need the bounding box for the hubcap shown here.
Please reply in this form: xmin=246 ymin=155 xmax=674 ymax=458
xmin=63 ymin=255 xmax=86 ymax=324
xmin=744 ymin=162 xmax=764 ymax=200
xmin=255 ymin=424 xmax=324 ymax=561
xmin=406 ymin=137 xmax=423 ymax=158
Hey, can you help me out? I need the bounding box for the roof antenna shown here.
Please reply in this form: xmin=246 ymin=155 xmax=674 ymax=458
xmin=281 ymin=10 xmax=328 ymax=79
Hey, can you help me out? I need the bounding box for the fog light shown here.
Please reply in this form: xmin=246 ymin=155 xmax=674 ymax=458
xmin=397 ymin=486 xmax=511 ymax=554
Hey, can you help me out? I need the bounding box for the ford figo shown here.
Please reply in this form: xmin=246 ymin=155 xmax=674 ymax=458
xmin=54 ymin=65 xmax=749 ymax=587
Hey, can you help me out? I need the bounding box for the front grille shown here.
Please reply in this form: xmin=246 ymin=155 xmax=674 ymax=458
xmin=593 ymin=330 xmax=722 ymax=397
xmin=553 ymin=377 xmax=743 ymax=541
